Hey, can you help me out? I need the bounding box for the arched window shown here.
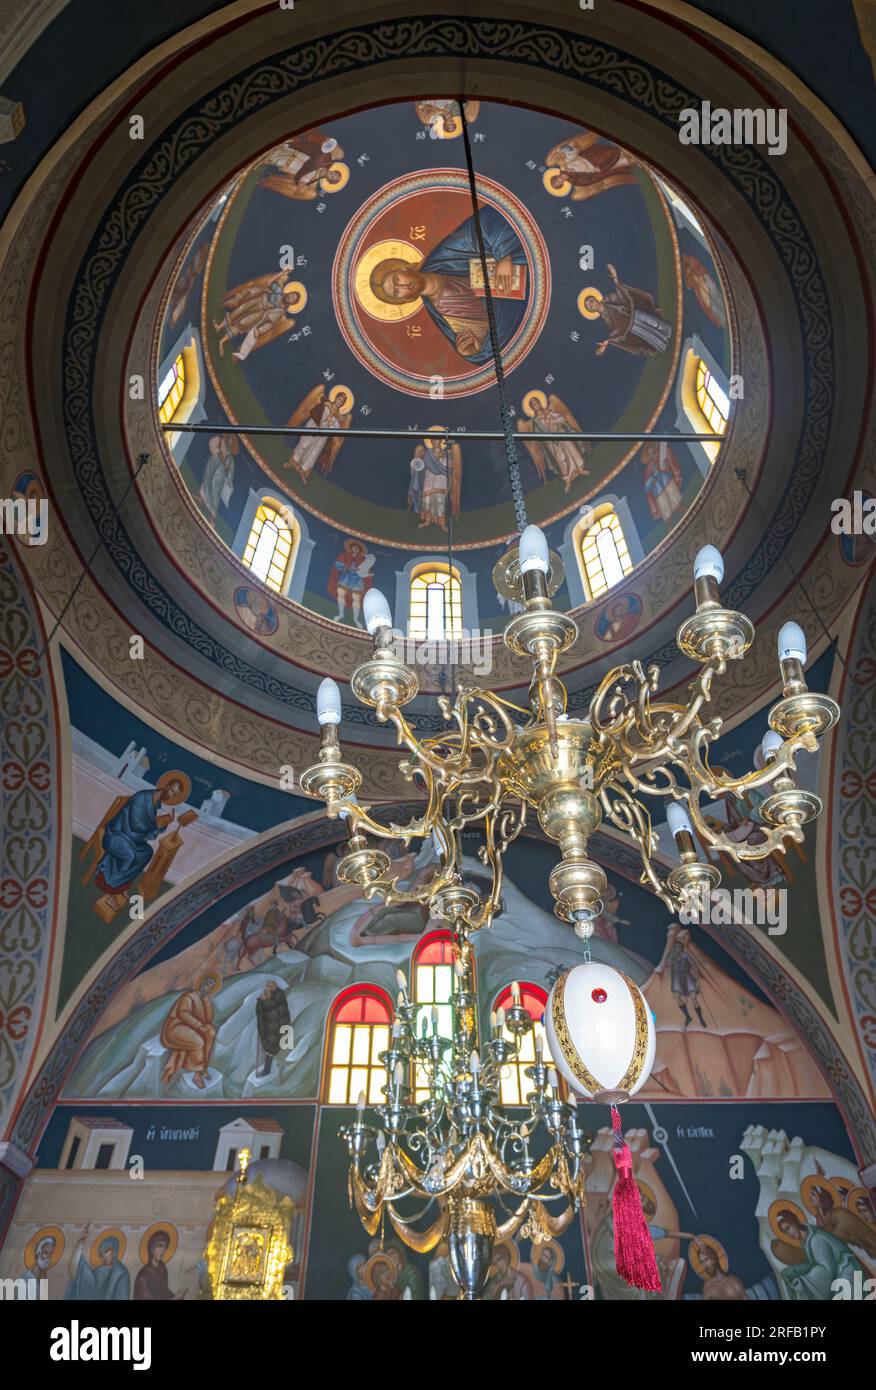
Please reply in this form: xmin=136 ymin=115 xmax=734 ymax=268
xmin=695 ymin=359 xmax=729 ymax=437
xmin=576 ymin=505 xmax=633 ymax=602
xmin=408 ymin=563 xmax=463 ymax=641
xmin=242 ymin=499 xmax=297 ymax=593
xmin=411 ymin=930 xmax=461 ymax=1099
xmin=324 ymin=987 xmax=392 ymax=1105
xmin=681 ymin=348 xmax=729 ymax=464
xmin=493 ymin=983 xmax=556 ymax=1105
xmin=158 ymin=354 xmax=186 ymax=424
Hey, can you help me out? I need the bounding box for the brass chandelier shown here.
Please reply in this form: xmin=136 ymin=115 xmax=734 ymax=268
xmin=301 ymin=525 xmax=839 ymax=1298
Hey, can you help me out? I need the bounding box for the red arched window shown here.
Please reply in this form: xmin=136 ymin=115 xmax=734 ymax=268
xmin=493 ymin=983 xmax=555 ymax=1105
xmin=410 ymin=930 xmax=470 ymax=1100
xmin=324 ymin=986 xmax=392 ymax=1105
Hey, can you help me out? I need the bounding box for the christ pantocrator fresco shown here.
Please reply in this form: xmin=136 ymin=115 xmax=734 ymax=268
xmin=355 ymin=204 xmax=529 ymax=365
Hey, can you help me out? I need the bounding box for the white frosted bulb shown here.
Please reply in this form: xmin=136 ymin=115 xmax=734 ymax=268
xmin=497 ymin=1006 xmax=506 ymax=1030
xmin=666 ymin=801 xmax=693 ymax=837
xmin=548 ymin=1067 xmax=559 ymax=1091
xmin=469 ymin=1050 xmax=480 ymax=1075
xmin=316 ymin=677 xmax=342 ymax=725
xmin=431 ymin=1004 xmax=439 ymax=1031
xmin=778 ymin=621 xmax=806 ymax=663
xmin=363 ymin=588 xmax=392 ymax=634
xmin=511 ymin=981 xmax=521 ymax=1005
xmin=396 ymin=968 xmax=407 ymax=992
xmin=519 ymin=524 xmax=550 ymax=574
xmin=693 ymin=545 xmax=724 ymax=583
xmin=761 ymin=730 xmax=783 ymax=762
xmin=357 ymin=1090 xmax=366 ymax=1111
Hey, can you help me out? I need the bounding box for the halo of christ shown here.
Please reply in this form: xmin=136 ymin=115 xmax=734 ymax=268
xmin=333 ymin=170 xmax=551 ymax=398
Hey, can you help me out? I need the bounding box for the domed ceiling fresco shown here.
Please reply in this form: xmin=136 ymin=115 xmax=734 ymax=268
xmin=156 ymin=100 xmax=732 ymax=631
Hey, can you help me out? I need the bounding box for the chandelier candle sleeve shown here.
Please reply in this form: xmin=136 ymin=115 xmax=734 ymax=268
xmin=363 ymin=587 xmax=393 ymax=634
xmin=316 ymin=678 xmax=342 ymax=725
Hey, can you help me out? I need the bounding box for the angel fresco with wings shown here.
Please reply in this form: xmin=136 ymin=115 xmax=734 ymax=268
xmin=285 ymin=384 xmax=354 ymax=481
xmin=258 ymin=131 xmax=350 ymax=201
xmin=516 ymin=391 xmax=591 ymax=491
xmin=213 ymin=271 xmax=307 ymax=360
xmin=407 ymin=429 xmax=462 ymax=530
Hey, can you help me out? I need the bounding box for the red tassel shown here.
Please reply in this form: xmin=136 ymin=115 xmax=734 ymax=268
xmin=610 ymin=1106 xmax=662 ymax=1292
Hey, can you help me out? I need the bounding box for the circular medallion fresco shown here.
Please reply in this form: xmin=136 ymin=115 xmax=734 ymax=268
xmin=332 ymin=170 xmax=550 ymax=396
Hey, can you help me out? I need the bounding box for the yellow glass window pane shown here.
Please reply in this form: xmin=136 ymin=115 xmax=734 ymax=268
xmin=328 ymin=1067 xmax=349 ymax=1104
xmin=368 ymin=1069 xmax=385 ymax=1104
xmin=332 ymin=1024 xmax=351 ymax=1065
xmin=351 ymin=1025 xmax=371 ymax=1065
xmin=517 ymin=1031 xmax=535 ymax=1062
xmin=501 ymin=1068 xmax=521 ymax=1105
xmin=415 ymin=965 xmax=434 ymax=1002
xmin=349 ymin=1067 xmax=369 ymax=1102
xmin=434 ymin=965 xmax=453 ymax=1004
xmin=371 ymin=1026 xmax=389 ymax=1063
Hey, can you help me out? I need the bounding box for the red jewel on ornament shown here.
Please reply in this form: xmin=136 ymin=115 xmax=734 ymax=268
xmin=592 ymin=988 xmax=607 ymax=1003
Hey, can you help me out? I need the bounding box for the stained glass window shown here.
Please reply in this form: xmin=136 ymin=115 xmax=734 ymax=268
xmin=695 ymin=359 xmax=729 ymax=435
xmin=157 ymin=354 xmax=186 ymax=424
xmin=325 ymin=989 xmax=392 ymax=1105
xmin=242 ymin=501 xmax=295 ymax=593
xmin=579 ymin=508 xmax=633 ymax=601
xmin=493 ymin=983 xmax=555 ymax=1105
xmin=408 ymin=564 xmax=463 ymax=641
xmin=412 ymin=932 xmax=458 ymax=1100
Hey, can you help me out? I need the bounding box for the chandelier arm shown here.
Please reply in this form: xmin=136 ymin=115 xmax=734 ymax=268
xmin=600 ymin=781 xmax=675 ymax=904
xmin=467 ymin=807 xmax=506 ymax=931
xmin=686 ymin=790 xmax=804 ymax=857
xmin=683 ymin=726 xmax=819 ymax=796
xmin=382 ymin=1203 xmax=448 ymax=1254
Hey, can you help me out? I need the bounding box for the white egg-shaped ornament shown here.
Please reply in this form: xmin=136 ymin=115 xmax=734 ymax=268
xmin=544 ymin=961 xmax=656 ymax=1102
xmin=546 ymin=961 xmax=661 ymax=1293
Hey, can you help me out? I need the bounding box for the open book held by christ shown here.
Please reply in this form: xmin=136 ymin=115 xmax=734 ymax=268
xmin=469 ymin=257 xmax=528 ymax=299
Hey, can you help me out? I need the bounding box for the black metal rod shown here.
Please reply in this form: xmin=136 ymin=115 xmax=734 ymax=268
xmin=161 ymin=423 xmax=722 ymax=442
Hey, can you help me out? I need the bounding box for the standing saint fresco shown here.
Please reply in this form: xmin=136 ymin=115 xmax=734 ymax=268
xmin=407 ymin=430 xmax=462 ymax=529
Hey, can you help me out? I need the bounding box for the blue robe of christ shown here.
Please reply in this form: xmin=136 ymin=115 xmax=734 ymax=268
xmin=420 ymin=205 xmax=529 ymax=365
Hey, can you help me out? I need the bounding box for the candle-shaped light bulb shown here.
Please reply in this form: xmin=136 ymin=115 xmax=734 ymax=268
xmin=777 ymin=621 xmax=806 ymax=663
xmin=316 ymin=677 xmax=342 ymax=726
xmin=363 ymin=588 xmax=393 ymax=634
xmin=469 ymin=1049 xmax=480 ymax=1076
xmin=548 ymin=1067 xmax=559 ymax=1092
xmin=535 ymin=1031 xmax=544 ymax=1060
xmin=396 ymin=990 xmax=404 ymax=1009
xmin=392 ymin=1019 xmax=402 ymax=1039
xmin=431 ymin=1004 xmax=439 ymax=1033
xmin=761 ymin=730 xmax=783 ymax=763
xmin=666 ymin=801 xmax=693 ymax=838
xmin=693 ymin=545 xmax=724 ymax=583
xmin=394 ymin=1061 xmax=404 ymax=1085
xmin=453 ymin=957 xmax=465 ymax=980
xmin=490 ymin=1009 xmax=498 ymax=1032
xmin=356 ymin=1090 xmax=366 ymax=1113
xmin=396 ymin=968 xmax=407 ymax=993
xmin=511 ymin=981 xmax=521 ymax=1006
xmin=421 ymin=1015 xmax=429 ymax=1039
xmin=519 ymin=524 xmax=550 ymax=574
xmin=497 ymin=1006 xmax=506 ymax=1031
